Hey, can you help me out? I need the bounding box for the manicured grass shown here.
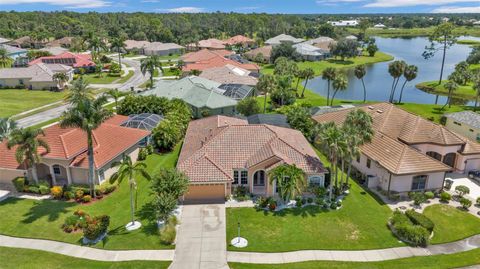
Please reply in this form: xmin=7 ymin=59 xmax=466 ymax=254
xmin=396 ymin=102 xmax=468 ymax=123
xmin=416 ymin=80 xmax=476 ymax=100
xmin=261 ymin=51 xmax=393 ymax=76
xmin=117 ymin=70 xmax=135 ymax=84
xmin=424 ymin=204 xmax=480 ymax=244
xmin=81 ymin=73 xmax=122 ymax=84
xmin=348 ymin=26 xmax=480 ymax=38
xmin=162 ymin=68 xmax=180 ymax=77
xmin=0 ymin=89 xmax=66 ymax=118
xmin=229 ymin=247 xmax=480 ymax=269
xmin=457 ymin=39 xmax=480 ymax=46
xmin=0 ymin=145 xmax=181 ymax=250
xmin=0 ymin=247 xmax=170 ymax=269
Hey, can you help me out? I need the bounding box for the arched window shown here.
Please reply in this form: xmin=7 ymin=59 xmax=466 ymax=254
xmin=443 ymin=153 xmax=456 ymax=168
xmin=426 ymin=151 xmax=442 ymax=161
xmin=253 ymin=170 xmax=265 ymax=186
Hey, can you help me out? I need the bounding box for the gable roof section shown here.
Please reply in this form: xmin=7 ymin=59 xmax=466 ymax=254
xmin=183 ymin=54 xmax=259 ymax=72
xmin=29 ymin=52 xmax=95 ymax=68
xmin=177 ymin=116 xmax=326 ymax=183
xmin=0 ymin=63 xmax=72 ymax=82
xmin=265 ymin=34 xmax=304 ymax=45
xmin=445 ymin=111 xmax=480 ymax=129
xmin=199 ymin=64 xmax=258 ymax=86
xmin=181 ymin=49 xmax=233 ymax=63
xmin=224 ymin=35 xmax=255 ymax=45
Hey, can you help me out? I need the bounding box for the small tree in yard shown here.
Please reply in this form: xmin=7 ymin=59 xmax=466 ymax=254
xmin=455 ymin=185 xmax=470 ymax=197
xmin=237 ymin=97 xmax=261 ymax=116
xmin=269 ymin=164 xmax=305 ymax=203
xmin=460 ymin=197 xmax=472 ymax=210
xmin=152 ymin=119 xmax=181 ymax=151
xmin=366 ymin=42 xmax=378 ymax=57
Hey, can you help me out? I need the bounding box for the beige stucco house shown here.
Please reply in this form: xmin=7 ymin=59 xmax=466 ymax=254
xmin=0 ymin=63 xmax=73 ymax=90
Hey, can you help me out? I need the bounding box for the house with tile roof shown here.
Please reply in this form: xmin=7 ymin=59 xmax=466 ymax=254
xmin=223 ymin=35 xmax=256 ymax=47
xmin=244 ymin=45 xmax=273 ymax=63
xmin=265 ymin=34 xmax=304 ymax=46
xmin=313 ymin=103 xmax=480 ymax=195
xmin=177 ymin=115 xmax=326 ymax=203
xmin=0 ymin=63 xmax=73 ymax=90
xmin=182 ymin=53 xmax=259 ymax=73
xmin=181 ymin=49 xmax=233 ymax=63
xmin=199 ymin=64 xmax=258 ymax=86
xmin=144 ymin=42 xmax=185 ymax=56
xmin=46 ymin=37 xmax=74 ymax=48
xmin=142 ymin=76 xmax=238 ymax=118
xmin=0 ymin=44 xmax=27 ymax=60
xmin=0 ymin=115 xmax=150 ymax=186
xmin=187 ymin=38 xmax=226 ymax=51
xmin=444 ymin=111 xmax=480 ymax=142
xmin=29 ymin=52 xmax=96 ymax=71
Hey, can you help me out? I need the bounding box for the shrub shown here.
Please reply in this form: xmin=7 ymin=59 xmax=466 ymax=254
xmin=137 ymin=148 xmax=148 ymax=161
xmin=295 ymin=196 xmax=303 ymax=207
xmin=440 ymin=192 xmax=451 ymax=202
xmin=460 ymin=197 xmax=472 ymax=210
xmin=316 ymin=198 xmax=325 ymax=206
xmin=477 ymin=197 xmax=480 ymax=205
xmin=75 ymin=189 xmax=84 ymax=200
xmin=411 ymin=192 xmax=427 ymax=206
xmin=424 ymin=191 xmax=434 ymax=200
xmin=455 ymin=185 xmax=470 ymax=197
xmin=82 ymin=195 xmax=92 ymax=203
xmin=51 ymin=186 xmax=63 ymax=199
xmin=257 ymin=196 xmax=271 ymax=208
xmin=38 ymin=180 xmax=50 ymax=188
xmin=268 ymin=200 xmax=276 ymax=211
xmin=307 ymin=197 xmax=313 ymax=204
xmin=330 ymin=202 xmax=337 ymax=210
xmin=38 ymin=185 xmax=50 ymax=195
xmin=103 ymin=185 xmax=116 ymax=194
xmin=74 ymin=209 xmax=87 ymax=217
xmin=12 ymin=177 xmax=26 ymax=192
xmin=395 ymin=223 xmax=430 ymax=247
xmin=64 ymin=191 xmax=74 ymax=200
xmin=159 ymin=221 xmax=176 ymax=245
xmin=146 ymin=144 xmax=154 ymax=154
xmin=391 ymin=210 xmax=413 ymax=226
xmin=28 ymin=186 xmax=39 ymax=194
xmin=337 ymin=200 xmax=342 ymax=208
xmin=405 ymin=210 xmax=435 ymax=233
xmin=233 ymin=185 xmax=249 ymax=199
xmin=83 ymin=215 xmax=110 ymax=241
xmin=236 ymin=97 xmax=261 ymax=116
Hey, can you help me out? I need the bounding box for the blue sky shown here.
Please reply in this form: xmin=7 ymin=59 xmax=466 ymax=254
xmin=0 ymin=0 xmax=479 ymax=14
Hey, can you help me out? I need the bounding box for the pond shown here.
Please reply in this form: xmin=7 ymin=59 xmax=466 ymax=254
xmin=308 ymin=36 xmax=476 ymax=105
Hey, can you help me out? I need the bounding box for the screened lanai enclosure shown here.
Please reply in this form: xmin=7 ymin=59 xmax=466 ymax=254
xmin=121 ymin=113 xmax=164 ymax=131
xmin=218 ymin=84 xmax=254 ymax=100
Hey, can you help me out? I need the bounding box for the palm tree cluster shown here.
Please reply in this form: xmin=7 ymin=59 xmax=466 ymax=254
xmin=269 ymin=164 xmax=306 ymax=203
xmin=387 ymin=60 xmax=418 ymax=103
xmin=0 ymin=48 xmax=13 ymax=68
xmin=322 ymin=67 xmax=349 ymax=106
xmin=315 ymin=109 xmax=374 ymax=198
xmin=141 ymin=55 xmax=163 ymax=89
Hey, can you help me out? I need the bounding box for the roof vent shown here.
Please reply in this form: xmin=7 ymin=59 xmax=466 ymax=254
xmin=368 ymin=106 xmax=374 ymax=110
xmin=377 ymin=110 xmax=383 ymax=114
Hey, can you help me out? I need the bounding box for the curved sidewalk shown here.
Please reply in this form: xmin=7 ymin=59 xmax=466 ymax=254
xmin=0 ymin=235 xmax=174 ymax=262
xmin=227 ymin=234 xmax=480 ymax=264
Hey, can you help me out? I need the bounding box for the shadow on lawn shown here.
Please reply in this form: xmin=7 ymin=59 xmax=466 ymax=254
xmin=22 ymin=199 xmax=76 ymax=224
xmin=326 ymin=59 xmax=354 ymax=65
xmin=257 ymin=205 xmax=328 ymax=218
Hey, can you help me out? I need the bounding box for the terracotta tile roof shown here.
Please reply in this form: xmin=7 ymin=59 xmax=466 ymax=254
xmin=0 ymin=143 xmax=25 ymax=170
xmin=199 ymin=64 xmax=258 ymax=86
xmin=224 ymin=35 xmax=255 ymax=45
xmin=0 ymin=115 xmax=149 ymax=170
xmin=29 ymin=52 xmax=95 ymax=68
xmin=183 ymin=54 xmax=259 ymax=72
xmin=46 ymin=37 xmax=73 ymax=47
xmin=244 ymin=46 xmax=272 ymax=60
xmin=178 ymin=116 xmax=326 ymax=183
xmin=190 ymin=38 xmax=226 ymax=50
xmin=181 ymin=49 xmax=233 ymax=63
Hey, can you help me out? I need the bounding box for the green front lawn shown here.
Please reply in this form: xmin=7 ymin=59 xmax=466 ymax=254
xmin=81 ymin=73 xmax=122 ymax=84
xmin=0 ymin=89 xmax=66 ymax=118
xmin=117 ymin=70 xmax=135 ymax=84
xmin=416 ymin=81 xmax=476 ymax=100
xmin=424 ymin=204 xmax=480 ymax=244
xmin=0 ymin=247 xmax=170 ymax=269
xmin=229 ymin=247 xmax=480 ymax=269
xmin=261 ymin=51 xmax=393 ymax=76
xmin=0 ymin=145 xmax=181 ymax=250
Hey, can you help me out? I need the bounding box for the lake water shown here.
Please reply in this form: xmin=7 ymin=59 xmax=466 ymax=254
xmin=308 ymin=36 xmax=476 ymax=105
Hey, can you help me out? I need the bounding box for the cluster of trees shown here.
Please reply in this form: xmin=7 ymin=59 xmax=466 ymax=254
xmin=321 ymin=67 xmax=349 ymax=105
xmin=387 ymin=60 xmax=418 ymax=103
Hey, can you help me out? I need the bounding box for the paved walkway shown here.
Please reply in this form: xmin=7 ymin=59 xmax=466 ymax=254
xmin=227 ymin=234 xmax=480 ymax=264
xmin=169 ymin=204 xmax=229 ymax=269
xmin=0 ymin=235 xmax=174 ymax=261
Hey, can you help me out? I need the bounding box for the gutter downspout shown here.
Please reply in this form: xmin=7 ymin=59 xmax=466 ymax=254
xmin=387 ymin=173 xmax=392 ymax=198
xmin=441 ymin=172 xmax=447 ymax=191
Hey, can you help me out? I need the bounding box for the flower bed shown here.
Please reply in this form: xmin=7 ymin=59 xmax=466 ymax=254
xmin=255 ymin=195 xmax=344 ymax=212
xmin=61 ymin=210 xmax=110 ymax=245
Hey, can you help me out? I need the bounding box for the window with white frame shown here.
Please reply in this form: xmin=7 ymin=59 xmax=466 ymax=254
xmin=98 ymin=169 xmax=105 ymax=183
xmin=53 ymin=165 xmax=61 ymax=175
xmin=233 ymin=170 xmax=248 ymax=185
xmin=411 ymin=175 xmax=427 ymax=191
xmin=308 ymin=175 xmax=324 ymax=187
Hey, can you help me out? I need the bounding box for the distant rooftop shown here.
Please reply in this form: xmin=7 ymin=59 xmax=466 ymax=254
xmin=247 ymin=114 xmax=290 ymax=128
xmin=445 ymin=111 xmax=480 ymax=129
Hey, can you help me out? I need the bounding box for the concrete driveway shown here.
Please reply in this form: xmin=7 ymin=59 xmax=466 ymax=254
xmin=447 ymin=173 xmax=480 ymax=200
xmin=169 ymin=204 xmax=229 ymax=269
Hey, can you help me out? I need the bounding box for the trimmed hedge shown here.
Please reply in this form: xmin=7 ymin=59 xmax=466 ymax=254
xmin=405 ymin=209 xmax=435 ymax=233
xmin=12 ymin=177 xmax=26 ymax=192
xmin=390 ymin=210 xmax=430 ymax=247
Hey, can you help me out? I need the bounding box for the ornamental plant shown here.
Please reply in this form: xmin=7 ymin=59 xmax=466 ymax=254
xmin=460 ymin=197 xmax=472 ymax=210
xmin=50 ymin=186 xmax=63 ymax=199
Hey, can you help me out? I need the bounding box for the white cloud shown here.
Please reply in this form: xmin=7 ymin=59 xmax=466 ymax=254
xmin=365 ymin=0 xmax=479 ymax=8
xmin=141 ymin=0 xmax=159 ymax=2
xmin=432 ymin=5 xmax=480 ymax=13
xmin=316 ymin=0 xmax=363 ymax=3
xmin=0 ymin=0 xmax=110 ymax=8
xmin=156 ymin=6 xmax=205 ymax=13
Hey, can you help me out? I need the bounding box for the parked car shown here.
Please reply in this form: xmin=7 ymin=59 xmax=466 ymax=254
xmin=468 ymin=170 xmax=480 ymax=182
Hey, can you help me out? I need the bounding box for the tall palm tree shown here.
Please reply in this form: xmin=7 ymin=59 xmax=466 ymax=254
xmin=442 ymin=80 xmax=458 ymax=110
xmin=354 ymin=65 xmax=367 ymax=103
xmin=330 ymin=74 xmax=348 ymax=105
xmin=300 ymin=68 xmax=315 ymax=98
xmin=87 ymin=35 xmax=106 ymax=61
xmin=7 ymin=128 xmax=50 ymax=183
xmin=110 ymin=155 xmax=151 ymax=230
xmin=64 ymin=77 xmax=95 ymax=103
xmin=257 ymin=74 xmax=277 ymax=113
xmin=61 ymin=95 xmax=112 ymax=197
xmin=294 ymin=67 xmax=303 ymax=97
xmin=110 ymin=37 xmax=126 ymax=71
xmin=0 ymin=48 xmax=12 ymax=68
xmin=52 ymin=72 xmax=69 ymax=90
xmin=268 ymin=164 xmax=305 ymax=203
xmin=322 ymin=67 xmax=337 ymax=105
xmin=140 ymin=55 xmax=163 ymax=89
xmin=474 ymin=78 xmax=480 ymax=112
xmin=0 ymin=117 xmax=17 ymax=142
xmin=388 ymin=60 xmax=407 ymax=103
xmin=397 ymin=65 xmax=418 ymax=104
xmin=104 ymin=88 xmax=127 ymax=109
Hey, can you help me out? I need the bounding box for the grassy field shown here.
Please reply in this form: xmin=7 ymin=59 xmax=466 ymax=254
xmin=0 ymin=145 xmax=180 ymax=250
xmin=81 ymin=73 xmax=123 ymax=84
xmin=0 ymin=89 xmax=66 ymax=118
xmin=0 ymin=247 xmax=170 ymax=269
xmin=424 ymin=204 xmax=480 ymax=244
xmin=348 ymin=26 xmax=480 ymax=38
xmin=457 ymin=39 xmax=480 ymax=46
xmin=416 ymin=80 xmax=475 ymax=100
xmin=261 ymin=51 xmax=393 ymax=76
xmin=117 ymin=70 xmax=135 ymax=84
xmin=229 ymin=247 xmax=480 ymax=269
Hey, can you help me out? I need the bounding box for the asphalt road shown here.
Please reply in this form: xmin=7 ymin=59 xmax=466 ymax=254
xmin=16 ymin=57 xmax=149 ymax=128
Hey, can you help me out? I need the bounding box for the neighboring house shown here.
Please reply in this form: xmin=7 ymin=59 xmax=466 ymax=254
xmin=313 ymin=103 xmax=480 ymax=195
xmin=0 ymin=63 xmax=73 ymax=90
xmin=224 ymin=35 xmax=256 ymax=47
xmin=374 ymin=24 xmax=387 ymax=28
xmin=244 ymin=45 xmax=272 ymax=63
xmin=247 ymin=114 xmax=290 ymax=128
xmin=199 ymin=64 xmax=258 ymax=86
xmin=0 ymin=37 xmax=10 ymax=44
xmin=124 ymin=40 xmax=151 ymax=54
xmin=217 ymin=84 xmax=255 ymax=100
xmin=265 ymin=34 xmax=304 ymax=46
xmin=143 ymin=42 xmax=185 ymax=56
xmin=177 ymin=115 xmax=326 ymax=203
xmin=142 ymin=76 xmax=238 ymax=118
xmin=182 ymin=53 xmax=259 ymax=73
xmin=303 ymin=36 xmax=336 ymax=55
xmin=0 ymin=115 xmax=150 ymax=186
xmin=181 ymin=49 xmax=233 ymax=63
xmin=329 ymin=20 xmax=359 ymax=27
xmin=187 ymin=38 xmax=226 ymax=51
xmin=39 ymin=46 xmax=69 ymax=56
xmin=444 ymin=111 xmax=480 ymax=142
xmin=0 ymin=44 xmax=27 ymax=59
xmin=293 ymin=43 xmax=327 ymax=61
xmin=9 ymin=36 xmax=47 ymax=49
xmin=46 ymin=37 xmax=73 ymax=48
xmin=29 ymin=52 xmax=96 ymax=71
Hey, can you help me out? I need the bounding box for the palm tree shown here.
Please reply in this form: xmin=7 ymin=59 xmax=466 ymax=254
xmin=257 ymin=74 xmax=277 ymax=113
xmin=294 ymin=68 xmax=303 ymax=97
xmin=322 ymin=67 xmax=337 ymax=105
xmin=300 ymin=68 xmax=315 ymax=98
xmin=52 ymin=72 xmax=69 ymax=90
xmin=268 ymin=164 xmax=305 ymax=203
xmin=64 ymin=77 xmax=95 ymax=103
xmin=61 ymin=95 xmax=112 ymax=197
xmin=330 ymin=74 xmax=348 ymax=105
xmin=397 ymin=65 xmax=418 ymax=104
xmin=0 ymin=117 xmax=17 ymax=142
xmin=140 ymin=55 xmax=163 ymax=89
xmin=388 ymin=60 xmax=406 ymax=103
xmin=110 ymin=37 xmax=126 ymax=71
xmin=110 ymin=155 xmax=151 ymax=230
xmin=442 ymin=80 xmax=458 ymax=110
xmin=354 ymin=65 xmax=367 ymax=103
xmin=87 ymin=35 xmax=106 ymax=61
xmin=104 ymin=88 xmax=126 ymax=109
xmin=0 ymin=48 xmax=12 ymax=68
xmin=474 ymin=78 xmax=480 ymax=112
xmin=7 ymin=128 xmax=50 ymax=183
